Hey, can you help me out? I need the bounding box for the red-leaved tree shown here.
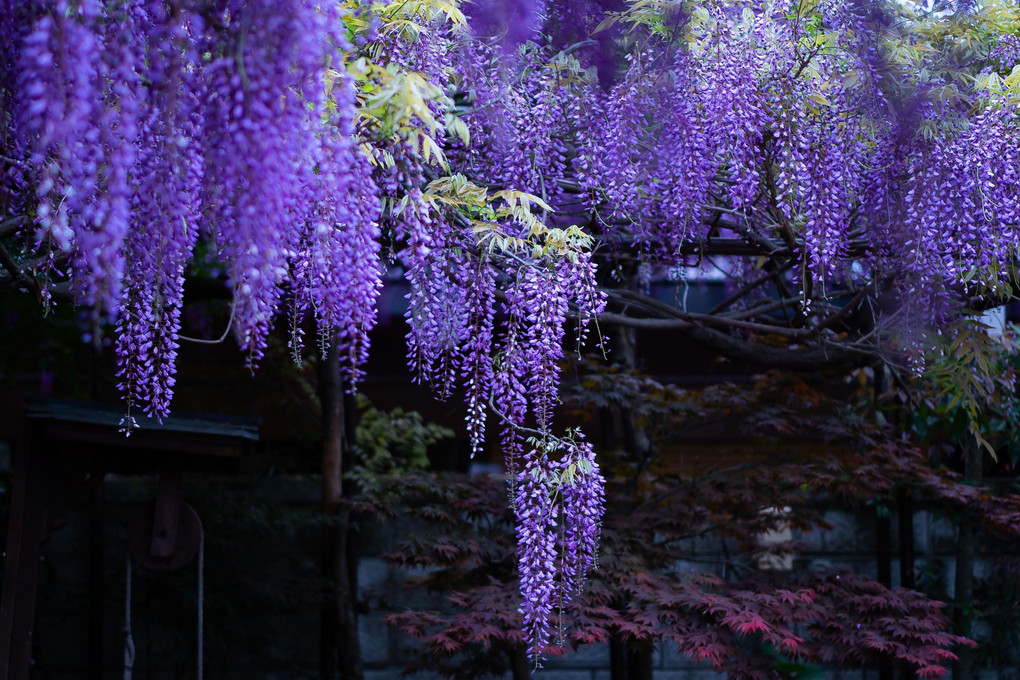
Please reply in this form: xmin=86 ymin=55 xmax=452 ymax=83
xmin=374 ymin=369 xmax=1020 ymax=680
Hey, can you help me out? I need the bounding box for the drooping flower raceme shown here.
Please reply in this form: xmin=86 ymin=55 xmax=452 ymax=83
xmin=515 ymin=434 xmax=605 ymax=660
xmin=6 ymin=0 xmax=386 ymax=420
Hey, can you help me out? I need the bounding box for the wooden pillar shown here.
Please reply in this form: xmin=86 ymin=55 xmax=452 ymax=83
xmin=0 ymin=424 xmax=48 ymax=680
xmin=88 ymin=464 xmax=106 ymax=680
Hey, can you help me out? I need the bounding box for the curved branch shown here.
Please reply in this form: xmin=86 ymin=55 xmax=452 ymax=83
xmin=598 ymin=311 xmax=813 ymax=337
xmin=178 ymin=302 xmax=235 ymax=344
xmin=601 ymin=289 xmax=813 ymax=337
xmin=807 ymin=284 xmax=872 ymax=338
xmin=682 ymin=325 xmax=873 ymax=371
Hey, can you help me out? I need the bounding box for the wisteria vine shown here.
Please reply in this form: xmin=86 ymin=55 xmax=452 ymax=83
xmin=4 ymin=0 xmax=1020 ymax=663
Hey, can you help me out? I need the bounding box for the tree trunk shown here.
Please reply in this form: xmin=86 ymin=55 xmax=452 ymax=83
xmin=88 ymin=469 xmax=105 ymax=680
xmin=953 ymin=446 xmax=981 ymax=680
xmin=320 ymin=344 xmax=364 ymax=680
xmin=506 ymin=645 xmax=532 ymax=680
xmin=608 ymin=311 xmax=655 ymax=680
xmin=610 ymin=324 xmax=652 ymax=489
xmin=610 ymin=639 xmax=654 ymax=680
xmin=872 ymin=365 xmax=893 ymax=680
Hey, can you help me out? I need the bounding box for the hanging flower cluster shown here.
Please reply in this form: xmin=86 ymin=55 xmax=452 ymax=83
xmin=515 ymin=433 xmax=604 ymax=659
xmin=452 ymin=41 xmax=584 ymax=218
xmin=5 ymin=0 xmax=381 ymax=420
xmin=573 ymin=0 xmax=1020 ymax=337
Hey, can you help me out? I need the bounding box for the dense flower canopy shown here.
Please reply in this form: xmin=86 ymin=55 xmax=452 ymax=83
xmin=2 ymin=0 xmax=1020 ymax=661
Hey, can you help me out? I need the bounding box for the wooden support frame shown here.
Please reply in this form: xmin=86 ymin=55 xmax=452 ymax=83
xmin=0 ymin=399 xmax=258 ymax=680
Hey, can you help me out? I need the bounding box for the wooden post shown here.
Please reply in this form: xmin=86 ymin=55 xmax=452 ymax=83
xmin=88 ymin=465 xmax=106 ymax=680
xmin=319 ymin=343 xmax=364 ymax=680
xmin=0 ymin=424 xmax=48 ymax=680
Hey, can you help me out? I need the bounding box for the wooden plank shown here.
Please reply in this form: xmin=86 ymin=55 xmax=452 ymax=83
xmin=26 ymin=398 xmax=259 ymax=441
xmin=41 ymin=422 xmax=245 ymax=458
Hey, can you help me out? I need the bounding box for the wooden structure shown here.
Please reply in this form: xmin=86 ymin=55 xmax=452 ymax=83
xmin=0 ymin=399 xmax=258 ymax=680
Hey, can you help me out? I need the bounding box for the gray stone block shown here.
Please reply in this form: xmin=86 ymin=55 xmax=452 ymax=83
xmin=366 ymin=671 xmax=447 ymax=680
xmin=792 ymin=525 xmax=826 ymax=553
xmin=857 ymin=557 xmax=879 ymax=581
xmin=826 ymin=670 xmax=870 ymax=680
xmin=533 ymin=669 xmax=593 ymax=680
xmin=805 ymin=557 xmax=875 ymax=579
xmin=913 ymin=510 xmax=931 ymax=555
xmin=914 ymin=557 xmax=951 ymax=598
xmin=655 ymin=668 xmax=725 ymax=680
xmin=358 ymin=557 xmax=393 ymax=594
xmin=661 ymin=643 xmax=702 ymax=669
xmin=673 ymin=560 xmax=704 ymax=576
xmin=692 ymin=533 xmax=725 ymax=557
xmin=543 ymin=642 xmax=609 ymax=668
xmin=359 ymin=614 xmax=393 ymax=665
xmin=387 ymin=566 xmax=447 ymax=610
xmin=972 ymin=619 xmax=992 ymax=649
xmin=357 ymin=516 xmax=408 ymax=555
xmin=820 ymin=510 xmax=872 ymax=554
xmin=929 ymin=514 xmax=958 ymax=555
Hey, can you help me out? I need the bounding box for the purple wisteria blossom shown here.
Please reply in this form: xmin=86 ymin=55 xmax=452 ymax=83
xmin=515 ymin=434 xmax=605 ymax=660
xmin=7 ymin=0 xmax=1020 ymax=665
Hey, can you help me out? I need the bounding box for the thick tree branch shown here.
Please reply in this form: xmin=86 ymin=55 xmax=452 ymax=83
xmin=598 ymin=311 xmax=813 ymax=337
xmin=594 ymin=236 xmax=788 ymax=257
xmin=602 ymin=289 xmax=813 ymax=337
xmin=682 ymin=325 xmax=873 ymax=371
xmin=807 ymin=284 xmax=872 ymax=338
xmin=724 ymin=298 xmax=799 ymax=321
xmin=0 ymin=250 xmax=66 ymax=288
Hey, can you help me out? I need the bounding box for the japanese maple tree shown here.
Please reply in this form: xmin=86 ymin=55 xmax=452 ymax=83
xmin=378 ymin=368 xmax=1020 ymax=679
